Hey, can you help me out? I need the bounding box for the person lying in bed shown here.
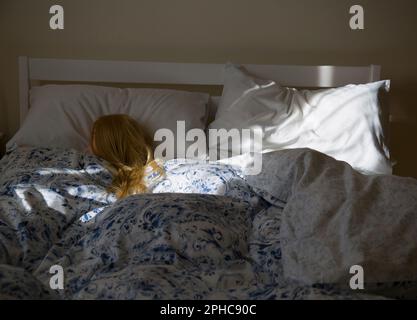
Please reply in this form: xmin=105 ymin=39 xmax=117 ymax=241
xmin=91 ymin=114 xmax=164 ymax=199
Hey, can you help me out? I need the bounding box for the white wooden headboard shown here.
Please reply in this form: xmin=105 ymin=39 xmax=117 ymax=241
xmin=18 ymin=56 xmax=381 ymax=125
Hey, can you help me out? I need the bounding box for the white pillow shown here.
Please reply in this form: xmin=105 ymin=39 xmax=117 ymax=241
xmin=8 ymin=85 xmax=209 ymax=157
xmin=209 ymin=64 xmax=392 ymax=175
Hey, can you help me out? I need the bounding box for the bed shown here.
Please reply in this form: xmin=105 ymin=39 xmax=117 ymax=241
xmin=1 ymin=57 xmax=417 ymax=300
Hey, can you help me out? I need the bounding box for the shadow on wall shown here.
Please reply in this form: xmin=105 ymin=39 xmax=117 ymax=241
xmin=387 ymin=79 xmax=417 ymax=178
xmin=391 ymin=122 xmax=417 ymax=178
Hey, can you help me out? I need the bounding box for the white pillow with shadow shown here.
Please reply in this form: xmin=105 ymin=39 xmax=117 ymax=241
xmin=8 ymin=85 xmax=209 ymax=159
xmin=209 ymin=64 xmax=392 ymax=175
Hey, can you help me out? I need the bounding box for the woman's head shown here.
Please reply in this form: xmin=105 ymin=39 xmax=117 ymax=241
xmin=91 ymin=114 xmax=162 ymax=198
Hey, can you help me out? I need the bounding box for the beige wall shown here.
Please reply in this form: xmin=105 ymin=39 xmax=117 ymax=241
xmin=1 ymin=0 xmax=416 ymax=176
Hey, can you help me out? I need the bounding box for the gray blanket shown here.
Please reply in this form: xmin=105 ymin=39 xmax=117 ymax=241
xmin=247 ymin=148 xmax=417 ymax=286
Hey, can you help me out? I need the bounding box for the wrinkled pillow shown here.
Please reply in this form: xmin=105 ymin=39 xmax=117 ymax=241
xmin=209 ymin=64 xmax=392 ymax=175
xmin=9 ymin=85 xmax=209 ymax=158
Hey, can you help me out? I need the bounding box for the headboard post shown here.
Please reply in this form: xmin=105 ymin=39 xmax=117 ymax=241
xmin=18 ymin=56 xmax=30 ymax=125
xmin=369 ymin=64 xmax=381 ymax=82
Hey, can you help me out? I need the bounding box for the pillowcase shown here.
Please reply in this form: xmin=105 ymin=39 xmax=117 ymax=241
xmin=8 ymin=85 xmax=209 ymax=158
xmin=209 ymin=64 xmax=392 ymax=175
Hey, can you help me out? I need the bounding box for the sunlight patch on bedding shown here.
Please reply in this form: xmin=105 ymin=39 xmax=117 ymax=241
xmin=14 ymin=188 xmax=32 ymax=212
xmin=80 ymin=206 xmax=108 ymax=223
xmin=37 ymin=166 xmax=106 ymax=176
xmin=14 ymin=184 xmax=68 ymax=215
xmin=37 ymin=168 xmax=82 ymax=176
xmin=65 ymin=185 xmax=115 ymax=203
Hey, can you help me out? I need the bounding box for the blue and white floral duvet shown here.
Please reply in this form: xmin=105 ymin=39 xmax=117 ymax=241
xmin=0 ymin=146 xmax=415 ymax=299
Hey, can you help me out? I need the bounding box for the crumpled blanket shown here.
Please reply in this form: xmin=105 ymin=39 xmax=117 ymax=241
xmin=1 ymin=146 xmax=415 ymax=299
xmin=246 ymin=149 xmax=417 ymax=289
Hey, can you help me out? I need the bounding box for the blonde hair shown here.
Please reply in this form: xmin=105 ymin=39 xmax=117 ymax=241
xmin=91 ymin=114 xmax=163 ymax=199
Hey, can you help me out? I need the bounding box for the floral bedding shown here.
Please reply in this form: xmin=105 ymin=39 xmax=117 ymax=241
xmin=0 ymin=146 xmax=415 ymax=299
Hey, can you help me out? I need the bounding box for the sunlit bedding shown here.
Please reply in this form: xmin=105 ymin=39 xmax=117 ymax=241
xmin=1 ymin=146 xmax=417 ymax=299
